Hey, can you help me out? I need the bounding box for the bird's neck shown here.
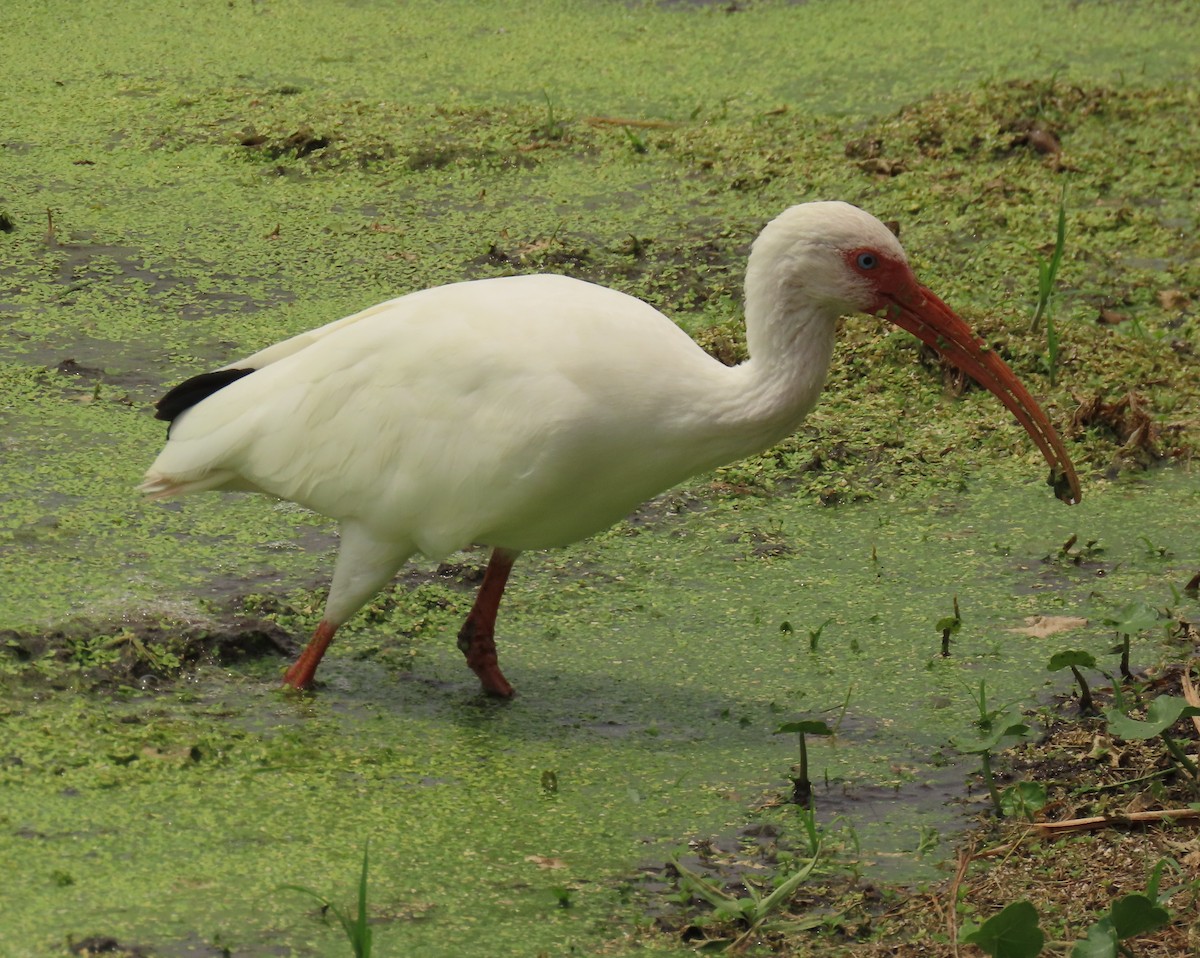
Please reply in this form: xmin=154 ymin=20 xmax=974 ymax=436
xmin=699 ymin=287 xmax=837 ymax=467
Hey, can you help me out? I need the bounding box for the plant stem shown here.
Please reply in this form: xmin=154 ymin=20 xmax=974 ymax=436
xmin=1045 ymin=310 xmax=1059 ymax=387
xmin=793 ymin=733 xmax=813 ymax=807
xmin=1069 ymin=664 xmax=1094 ymax=713
xmin=980 ymin=750 xmax=1004 ymax=817
xmin=1159 ymin=731 xmax=1199 ymax=778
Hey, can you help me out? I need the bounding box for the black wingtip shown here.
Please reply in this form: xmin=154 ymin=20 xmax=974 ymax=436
xmin=155 ymin=368 xmax=256 ymax=423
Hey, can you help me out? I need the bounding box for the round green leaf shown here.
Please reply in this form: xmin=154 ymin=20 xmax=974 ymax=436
xmin=773 ymin=720 xmax=833 ymax=736
xmin=1048 ymin=649 xmax=1096 ymax=671
xmin=960 ymin=900 xmax=1044 ymax=958
xmin=1109 ymin=893 xmax=1170 ymax=940
xmin=1103 ymin=601 xmax=1159 ymax=634
xmin=1071 ymin=921 xmax=1117 ymax=958
xmin=1105 ymin=695 xmax=1200 ymax=740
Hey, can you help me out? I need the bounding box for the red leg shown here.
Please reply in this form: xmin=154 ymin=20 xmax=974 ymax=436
xmin=282 ymin=620 xmax=338 ymax=690
xmin=457 ymin=548 xmax=519 ymax=697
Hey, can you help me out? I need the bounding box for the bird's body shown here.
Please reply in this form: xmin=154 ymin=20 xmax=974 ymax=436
xmin=143 ymin=202 xmax=1080 ymax=695
xmin=147 ymin=274 xmax=826 ymax=556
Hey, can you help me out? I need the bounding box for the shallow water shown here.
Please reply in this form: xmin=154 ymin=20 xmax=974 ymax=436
xmin=2 ymin=467 xmax=1196 ymax=955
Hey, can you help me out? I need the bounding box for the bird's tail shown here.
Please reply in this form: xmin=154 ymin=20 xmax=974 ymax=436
xmin=139 ymin=470 xmax=235 ymax=500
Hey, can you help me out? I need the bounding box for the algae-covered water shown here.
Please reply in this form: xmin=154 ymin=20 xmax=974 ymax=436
xmin=3 ymin=473 xmax=1197 ymax=957
xmin=2 ymin=1 xmax=1199 ymax=955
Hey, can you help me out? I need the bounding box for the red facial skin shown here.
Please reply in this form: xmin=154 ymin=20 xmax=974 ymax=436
xmin=843 ymin=247 xmax=1081 ymax=506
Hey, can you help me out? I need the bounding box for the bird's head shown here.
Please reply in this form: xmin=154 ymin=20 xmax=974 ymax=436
xmin=750 ymin=201 xmax=1082 ymax=505
xmin=748 ymin=201 xmax=913 ymax=315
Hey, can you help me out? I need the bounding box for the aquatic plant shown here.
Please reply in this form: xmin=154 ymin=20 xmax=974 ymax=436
xmin=536 ymin=90 xmax=567 ymax=141
xmin=1048 ymin=649 xmax=1098 ymax=714
xmin=1032 ymin=187 xmax=1070 ymax=326
xmin=1105 ymin=693 xmax=1200 ymax=779
xmin=1030 ymin=188 xmax=1068 ymax=391
xmin=794 ymin=804 xmax=822 ymax=857
xmin=281 ymin=842 xmax=373 ymax=957
xmin=806 ymin=617 xmax=833 ymax=653
xmin=1073 ymin=889 xmax=1171 ymax=958
xmin=998 ymin=781 xmax=1047 ymax=822
xmin=937 ymin=596 xmax=961 ymax=657
xmin=672 ymin=846 xmax=822 ymax=946
xmin=1103 ymin=601 xmax=1160 ymax=682
xmin=955 ymin=680 xmax=1030 ymax=817
xmin=957 ymin=716 xmax=1031 ymax=818
xmin=773 ymin=719 xmax=833 ymax=807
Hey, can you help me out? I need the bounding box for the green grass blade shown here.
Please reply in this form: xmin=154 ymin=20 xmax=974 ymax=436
xmin=354 ymin=841 xmax=373 ymax=957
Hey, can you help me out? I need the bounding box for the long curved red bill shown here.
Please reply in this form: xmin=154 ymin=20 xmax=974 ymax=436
xmin=885 ymin=285 xmax=1081 ymax=505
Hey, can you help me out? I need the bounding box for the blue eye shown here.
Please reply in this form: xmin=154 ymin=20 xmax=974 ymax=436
xmin=856 ymin=252 xmax=878 ymax=270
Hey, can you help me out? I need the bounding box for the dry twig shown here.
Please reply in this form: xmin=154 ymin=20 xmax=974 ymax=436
xmin=1032 ymin=808 xmax=1200 ymax=837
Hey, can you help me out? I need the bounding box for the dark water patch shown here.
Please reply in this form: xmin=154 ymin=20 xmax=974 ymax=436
xmin=46 ymin=233 xmax=293 ymax=321
xmin=631 ymin=754 xmax=976 ymax=939
xmin=67 ymin=937 xmax=151 ymax=958
xmin=51 ymin=234 xmax=194 ymax=301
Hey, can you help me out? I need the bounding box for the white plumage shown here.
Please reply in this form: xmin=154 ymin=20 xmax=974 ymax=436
xmin=143 ymin=202 xmax=1080 ymax=696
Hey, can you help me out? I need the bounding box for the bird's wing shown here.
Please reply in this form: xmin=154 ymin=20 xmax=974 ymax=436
xmin=143 ymin=275 xmax=725 ymax=556
xmin=219 ymin=297 xmax=407 ymax=373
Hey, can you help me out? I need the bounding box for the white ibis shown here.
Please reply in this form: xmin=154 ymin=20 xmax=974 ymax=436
xmin=141 ymin=202 xmax=1080 ymax=696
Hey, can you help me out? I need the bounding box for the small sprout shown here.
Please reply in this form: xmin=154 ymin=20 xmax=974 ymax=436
xmin=795 ymin=803 xmax=821 ymax=855
xmin=1052 ymin=535 xmax=1104 ymax=565
xmin=551 ymin=886 xmax=573 ymax=909
xmin=622 ymin=126 xmax=648 ymax=154
xmin=999 ymin=781 xmax=1048 ymax=821
xmin=774 ymin=719 xmax=833 ymax=807
xmin=671 ymin=846 xmax=821 ymax=935
xmin=536 ymin=91 xmax=567 ymax=141
xmin=937 ymin=596 xmax=961 ymax=657
xmin=955 ymin=695 xmax=1030 ymax=818
xmin=279 ymin=842 xmax=373 ymax=958
xmin=914 ymin=824 xmax=940 ymax=858
xmin=807 ymin=617 xmax=833 ymax=653
xmin=1103 ymin=601 xmax=1160 ymax=681
xmin=1028 ymin=186 xmax=1068 ymax=384
xmin=1137 ymin=535 xmax=1172 ymax=559
xmin=1030 ymin=187 xmax=1067 ymax=332
xmin=540 ymin=770 xmax=558 ymax=794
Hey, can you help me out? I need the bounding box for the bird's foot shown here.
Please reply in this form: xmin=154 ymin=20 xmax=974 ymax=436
xmin=280 ymin=665 xmax=316 ymax=691
xmin=458 ymin=620 xmax=515 ymax=698
xmin=281 ymin=620 xmax=337 ymax=690
xmin=475 ymin=665 xmax=515 ymax=698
